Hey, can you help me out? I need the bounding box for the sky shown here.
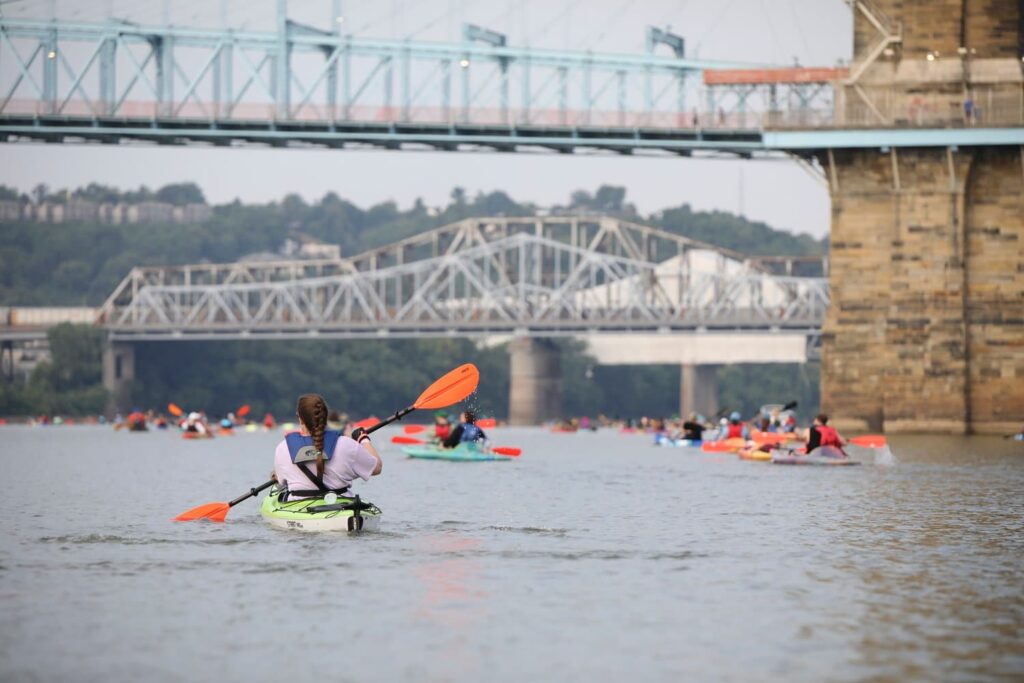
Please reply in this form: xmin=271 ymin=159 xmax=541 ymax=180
xmin=0 ymin=0 xmax=852 ymax=237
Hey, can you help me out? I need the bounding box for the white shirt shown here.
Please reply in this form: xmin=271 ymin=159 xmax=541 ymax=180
xmin=273 ymin=435 xmax=378 ymax=497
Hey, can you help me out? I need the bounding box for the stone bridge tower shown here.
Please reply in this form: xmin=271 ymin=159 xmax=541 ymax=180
xmin=822 ymin=0 xmax=1023 ymax=434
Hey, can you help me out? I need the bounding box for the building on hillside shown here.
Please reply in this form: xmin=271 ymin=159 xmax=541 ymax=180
xmin=282 ymin=235 xmax=342 ymax=260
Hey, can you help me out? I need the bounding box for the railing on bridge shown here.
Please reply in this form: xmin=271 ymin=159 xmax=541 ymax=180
xmin=98 ymin=216 xmax=828 ymax=340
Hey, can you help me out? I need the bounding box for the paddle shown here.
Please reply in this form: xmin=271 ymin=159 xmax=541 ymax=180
xmin=403 ymin=424 xmax=426 ymax=435
xmin=174 ymin=363 xmax=480 ymax=522
xmin=168 ymin=403 xmax=184 ymax=417
xmin=491 ymin=447 xmax=520 ymax=457
xmin=237 ymin=404 xmax=251 ymax=418
xmin=849 ymin=434 xmax=887 ymax=448
xmin=392 ymin=435 xmax=424 ymax=445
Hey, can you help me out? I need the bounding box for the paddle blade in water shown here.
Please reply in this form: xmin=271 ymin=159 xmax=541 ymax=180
xmin=491 ymin=446 xmax=520 ymax=456
xmin=173 ymin=502 xmax=229 ymax=522
xmin=850 ymin=434 xmax=887 ymax=448
xmin=414 ymin=364 xmax=480 ymax=410
xmin=167 ymin=403 xmax=184 ymax=417
xmin=237 ymin=404 xmax=251 ymax=417
xmin=403 ymin=425 xmax=426 ymax=435
xmin=391 ymin=435 xmax=424 ymax=445
xmin=477 ymin=418 xmax=497 ymax=429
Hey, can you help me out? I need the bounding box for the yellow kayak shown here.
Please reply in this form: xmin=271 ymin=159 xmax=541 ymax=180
xmin=738 ymin=445 xmax=772 ymax=461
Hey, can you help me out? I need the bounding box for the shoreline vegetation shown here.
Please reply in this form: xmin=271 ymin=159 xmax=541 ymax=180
xmin=0 ymin=182 xmax=824 ymax=419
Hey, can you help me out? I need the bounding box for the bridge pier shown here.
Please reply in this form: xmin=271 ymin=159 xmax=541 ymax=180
xmin=679 ymin=364 xmax=718 ymax=420
xmin=102 ymin=341 xmax=135 ymax=416
xmin=823 ymin=147 xmax=1023 ymax=434
xmin=508 ymin=338 xmax=562 ymax=426
xmin=821 ymin=0 xmax=1024 ymax=435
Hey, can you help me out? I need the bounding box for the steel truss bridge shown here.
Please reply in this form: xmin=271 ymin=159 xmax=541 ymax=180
xmin=2 ymin=2 xmax=1022 ymax=158
xmin=98 ymin=216 xmax=829 ymax=342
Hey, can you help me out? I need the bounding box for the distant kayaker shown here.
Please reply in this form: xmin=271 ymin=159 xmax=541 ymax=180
xmin=433 ymin=411 xmax=451 ymax=443
xmin=272 ymin=394 xmax=382 ymax=499
xmin=722 ymin=412 xmax=749 ymax=440
xmin=442 ymin=410 xmax=487 ymax=448
xmin=185 ymin=412 xmax=209 ymax=435
xmin=805 ymin=413 xmax=847 ymax=456
xmin=682 ymin=413 xmax=705 ymax=441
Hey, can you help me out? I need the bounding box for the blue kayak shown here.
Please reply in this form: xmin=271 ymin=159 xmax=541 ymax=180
xmin=653 ymin=433 xmax=702 ymax=448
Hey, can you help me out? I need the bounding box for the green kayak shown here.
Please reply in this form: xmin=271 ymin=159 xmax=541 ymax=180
xmin=402 ymin=443 xmax=515 ymax=462
xmin=260 ymin=485 xmax=381 ymax=532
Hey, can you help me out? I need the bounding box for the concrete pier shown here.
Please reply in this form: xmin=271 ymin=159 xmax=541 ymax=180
xmin=508 ymin=337 xmax=562 ymax=425
xmin=679 ymin=364 xmax=719 ymax=419
xmin=102 ymin=341 xmax=135 ymax=415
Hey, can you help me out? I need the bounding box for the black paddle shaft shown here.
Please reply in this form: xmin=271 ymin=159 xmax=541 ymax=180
xmin=229 ymin=479 xmax=275 ymax=507
xmin=364 ymin=405 xmax=416 ymax=436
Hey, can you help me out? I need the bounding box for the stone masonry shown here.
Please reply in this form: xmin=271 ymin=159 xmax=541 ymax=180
xmin=822 ymin=0 xmax=1023 ymax=433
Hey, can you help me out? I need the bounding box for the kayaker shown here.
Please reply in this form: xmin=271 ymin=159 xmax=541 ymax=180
xmin=262 ymin=412 xmax=275 ymax=430
xmin=272 ymin=394 xmax=381 ymax=499
xmin=723 ymin=411 xmax=749 ymax=440
xmin=184 ymin=412 xmax=208 ymax=435
xmin=805 ymin=413 xmax=847 ymax=456
xmin=442 ymin=410 xmax=487 ymax=448
xmin=682 ymin=413 xmax=705 ymax=441
xmin=433 ymin=411 xmax=451 ymax=443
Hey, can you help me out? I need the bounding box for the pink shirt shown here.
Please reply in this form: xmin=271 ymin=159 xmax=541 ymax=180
xmin=273 ymin=435 xmax=378 ymax=497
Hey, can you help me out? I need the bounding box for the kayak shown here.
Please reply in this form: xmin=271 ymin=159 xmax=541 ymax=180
xmin=401 ymin=443 xmax=515 ymax=462
xmin=771 ymin=446 xmax=860 ymax=466
xmin=653 ymin=433 xmax=702 ymax=448
xmin=738 ymin=445 xmax=772 ymax=461
xmin=260 ymin=485 xmax=381 ymax=532
xmin=181 ymin=431 xmax=213 ymax=440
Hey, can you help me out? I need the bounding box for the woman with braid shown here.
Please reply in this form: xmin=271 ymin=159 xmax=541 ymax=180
xmin=272 ymin=394 xmax=382 ymax=499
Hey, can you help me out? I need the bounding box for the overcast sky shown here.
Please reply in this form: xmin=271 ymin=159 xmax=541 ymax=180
xmin=0 ymin=0 xmax=851 ymax=237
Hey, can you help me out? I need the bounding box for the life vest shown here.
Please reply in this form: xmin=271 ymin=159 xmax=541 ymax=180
xmin=283 ymin=430 xmax=347 ymax=496
xmin=726 ymin=422 xmax=745 ymax=439
xmin=435 ymin=423 xmax=451 ymax=440
xmin=815 ymin=425 xmax=842 ymax=448
xmin=460 ymin=423 xmax=483 ymax=443
xmin=285 ymin=430 xmax=341 ymax=464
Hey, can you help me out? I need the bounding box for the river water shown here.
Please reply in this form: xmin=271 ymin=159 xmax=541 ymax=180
xmin=1 ymin=425 xmax=1021 ymax=682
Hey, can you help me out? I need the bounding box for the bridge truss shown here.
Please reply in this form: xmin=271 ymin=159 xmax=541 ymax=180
xmin=99 ymin=216 xmax=829 ymax=341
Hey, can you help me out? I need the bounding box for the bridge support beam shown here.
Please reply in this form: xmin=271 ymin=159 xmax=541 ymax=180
xmin=508 ymin=338 xmax=562 ymax=426
xmin=102 ymin=341 xmax=135 ymax=416
xmin=679 ymin=364 xmax=718 ymax=420
xmin=821 ymin=146 xmax=1023 ymax=434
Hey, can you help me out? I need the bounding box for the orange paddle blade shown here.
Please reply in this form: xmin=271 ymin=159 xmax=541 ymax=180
xmin=492 ymin=446 xmax=520 ymax=456
xmin=392 ymin=435 xmax=424 ymax=445
xmin=353 ymin=416 xmax=379 ymax=429
xmin=237 ymin=404 xmax=251 ymax=417
xmin=167 ymin=403 xmax=184 ymax=417
xmin=477 ymin=418 xmax=497 ymax=429
xmin=173 ymin=502 xmax=229 ymax=522
xmin=403 ymin=425 xmax=427 ymax=435
xmin=851 ymin=434 xmax=887 ymax=448
xmin=414 ymin=364 xmax=479 ymax=410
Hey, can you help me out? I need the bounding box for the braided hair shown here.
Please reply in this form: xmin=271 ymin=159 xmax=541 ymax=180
xmin=296 ymin=394 xmax=329 ymax=478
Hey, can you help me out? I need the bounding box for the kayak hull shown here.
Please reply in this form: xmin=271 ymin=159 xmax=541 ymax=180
xmin=260 ymin=486 xmax=381 ymax=532
xmin=401 ymin=444 xmax=514 ymax=462
xmin=738 ymin=446 xmax=772 ymax=461
xmin=653 ymin=434 xmax=702 ymax=448
xmin=771 ymin=446 xmax=859 ymax=466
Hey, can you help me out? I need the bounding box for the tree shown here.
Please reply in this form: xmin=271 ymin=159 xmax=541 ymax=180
xmin=155 ymin=182 xmax=206 ymax=206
